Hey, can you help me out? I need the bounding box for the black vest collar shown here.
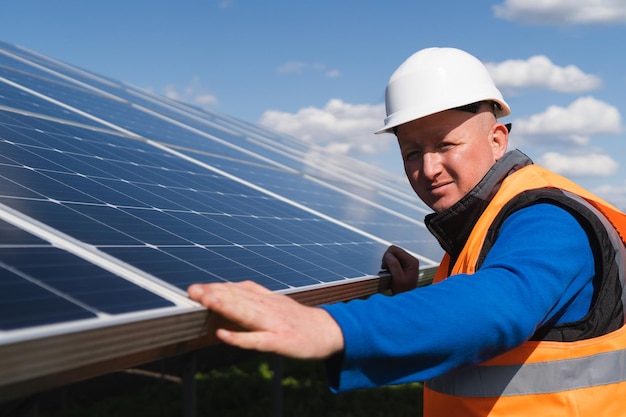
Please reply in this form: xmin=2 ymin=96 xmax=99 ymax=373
xmin=424 ymin=149 xmax=533 ymax=261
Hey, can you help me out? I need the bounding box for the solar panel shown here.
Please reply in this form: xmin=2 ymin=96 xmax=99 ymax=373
xmin=0 ymin=40 xmax=441 ymax=401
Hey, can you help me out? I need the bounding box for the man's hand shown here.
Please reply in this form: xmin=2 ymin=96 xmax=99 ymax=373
xmin=381 ymin=245 xmax=419 ymax=294
xmin=188 ymin=280 xmax=344 ymax=359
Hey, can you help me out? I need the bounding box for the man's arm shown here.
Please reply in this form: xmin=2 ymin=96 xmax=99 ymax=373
xmin=322 ymin=203 xmax=596 ymax=391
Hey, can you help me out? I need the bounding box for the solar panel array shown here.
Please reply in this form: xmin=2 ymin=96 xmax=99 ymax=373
xmin=0 ymin=40 xmax=441 ymax=401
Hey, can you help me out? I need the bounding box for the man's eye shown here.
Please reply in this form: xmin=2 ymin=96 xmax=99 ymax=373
xmin=404 ymin=150 xmax=422 ymax=160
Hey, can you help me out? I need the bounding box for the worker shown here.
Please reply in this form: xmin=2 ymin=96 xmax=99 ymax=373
xmin=188 ymin=47 xmax=626 ymax=416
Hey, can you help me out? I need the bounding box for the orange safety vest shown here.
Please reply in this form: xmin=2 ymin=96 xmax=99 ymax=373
xmin=423 ymin=164 xmax=626 ymax=417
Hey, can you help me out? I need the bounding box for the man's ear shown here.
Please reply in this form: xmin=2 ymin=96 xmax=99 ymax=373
xmin=491 ymin=122 xmax=509 ymax=160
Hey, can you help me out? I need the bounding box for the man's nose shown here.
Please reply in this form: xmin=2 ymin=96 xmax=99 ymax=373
xmin=421 ymin=152 xmax=442 ymax=179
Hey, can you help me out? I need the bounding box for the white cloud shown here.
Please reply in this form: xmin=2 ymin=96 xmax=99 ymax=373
xmin=512 ymin=97 xmax=621 ymax=144
xmin=276 ymin=61 xmax=307 ymax=74
xmin=163 ymin=77 xmax=218 ymax=108
xmin=258 ymin=99 xmax=389 ymax=156
xmin=538 ymin=152 xmax=619 ymax=176
xmin=276 ymin=62 xmax=340 ymax=78
xmin=493 ymin=0 xmax=626 ymax=24
xmin=486 ymin=55 xmax=601 ymax=93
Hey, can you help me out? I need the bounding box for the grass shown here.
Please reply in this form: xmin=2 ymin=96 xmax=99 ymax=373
xmin=40 ymin=354 xmax=424 ymax=417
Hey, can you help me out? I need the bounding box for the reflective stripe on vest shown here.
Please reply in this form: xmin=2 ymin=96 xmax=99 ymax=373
xmin=428 ymin=348 xmax=626 ymax=397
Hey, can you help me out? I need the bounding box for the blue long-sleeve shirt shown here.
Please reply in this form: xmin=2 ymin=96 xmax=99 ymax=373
xmin=322 ymin=203 xmax=595 ymax=392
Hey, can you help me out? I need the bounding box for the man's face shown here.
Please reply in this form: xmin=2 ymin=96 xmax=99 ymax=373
xmin=396 ymin=107 xmax=508 ymax=212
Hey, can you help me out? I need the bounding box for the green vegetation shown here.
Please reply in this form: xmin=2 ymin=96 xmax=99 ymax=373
xmin=43 ymin=355 xmax=423 ymax=417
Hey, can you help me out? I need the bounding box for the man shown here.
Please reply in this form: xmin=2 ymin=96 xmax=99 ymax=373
xmin=188 ymin=47 xmax=626 ymax=416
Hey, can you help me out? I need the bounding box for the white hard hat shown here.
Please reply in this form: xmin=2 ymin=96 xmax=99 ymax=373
xmin=375 ymin=47 xmax=510 ymax=134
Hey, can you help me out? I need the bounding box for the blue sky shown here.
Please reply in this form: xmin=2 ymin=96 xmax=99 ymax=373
xmin=2 ymin=0 xmax=626 ymax=209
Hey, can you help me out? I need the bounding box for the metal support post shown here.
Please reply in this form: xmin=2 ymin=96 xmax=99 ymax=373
xmin=183 ymin=352 xmax=198 ymax=417
xmin=271 ymin=354 xmax=284 ymax=417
